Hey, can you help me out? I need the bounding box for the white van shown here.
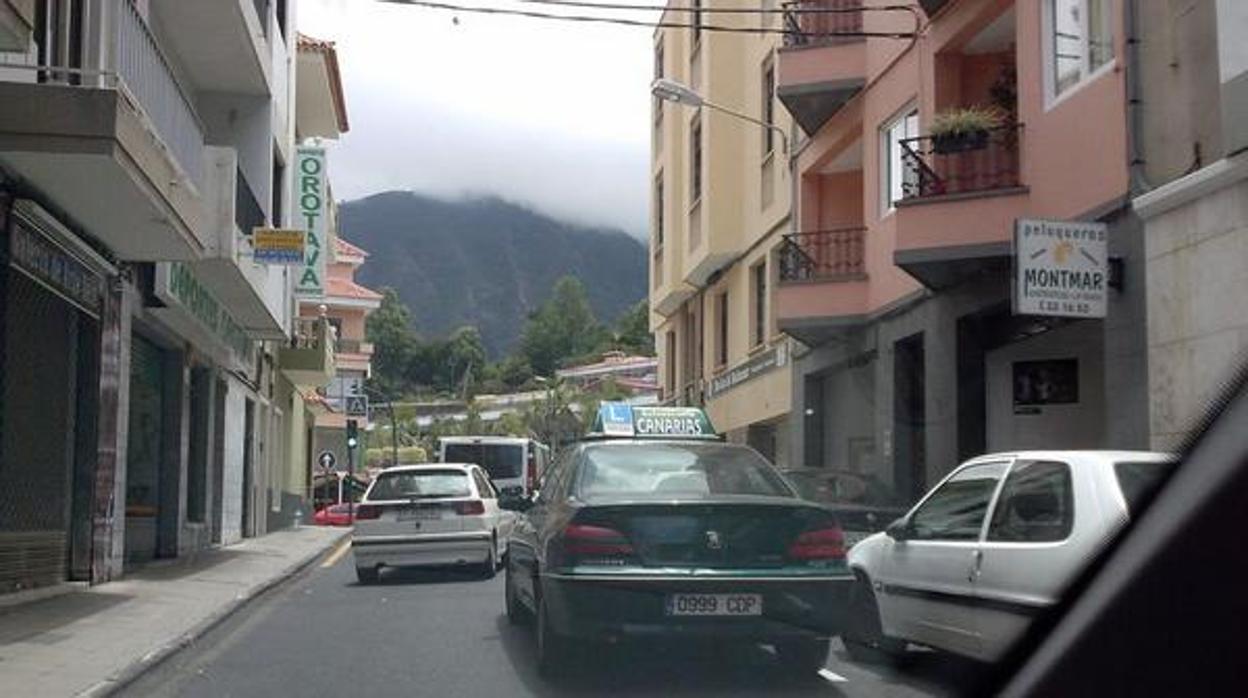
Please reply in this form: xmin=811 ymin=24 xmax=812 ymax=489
xmin=437 ymin=436 xmax=549 ymax=498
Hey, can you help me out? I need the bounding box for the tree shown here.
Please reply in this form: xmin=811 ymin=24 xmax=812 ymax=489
xmin=612 ymin=300 xmax=654 ymax=356
xmin=520 ymin=276 xmax=607 ymax=375
xmin=445 ymin=326 xmax=487 ymax=397
xmin=366 ymin=288 xmax=418 ymax=396
xmin=496 ymin=354 xmax=534 ymax=390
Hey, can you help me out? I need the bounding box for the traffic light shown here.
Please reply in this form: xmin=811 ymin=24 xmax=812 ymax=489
xmin=346 ymin=419 xmax=359 ymax=450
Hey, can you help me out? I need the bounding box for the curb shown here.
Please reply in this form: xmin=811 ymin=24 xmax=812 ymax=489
xmin=78 ymin=530 xmax=351 ymax=698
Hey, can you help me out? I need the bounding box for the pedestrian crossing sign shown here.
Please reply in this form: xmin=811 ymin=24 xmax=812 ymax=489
xmin=345 ymin=395 xmax=368 ymax=417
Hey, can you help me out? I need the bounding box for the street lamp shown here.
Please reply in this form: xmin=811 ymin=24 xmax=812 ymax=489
xmin=651 ymin=78 xmax=789 ymax=156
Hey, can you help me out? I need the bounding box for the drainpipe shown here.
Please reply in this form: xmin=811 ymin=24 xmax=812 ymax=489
xmin=1125 ymin=0 xmax=1155 ymax=194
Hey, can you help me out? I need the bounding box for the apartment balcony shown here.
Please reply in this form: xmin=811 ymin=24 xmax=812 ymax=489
xmin=148 ymin=0 xmax=271 ymax=96
xmin=0 ymin=1 xmax=209 ymax=260
xmin=193 ymin=147 xmax=287 ymax=339
xmin=280 ymin=317 xmax=336 ymax=387
xmin=777 ymin=0 xmax=866 ymax=136
xmin=775 ymin=228 xmax=871 ymax=345
xmin=0 ymin=0 xmax=34 ymax=51
xmin=893 ymin=125 xmax=1027 ymax=289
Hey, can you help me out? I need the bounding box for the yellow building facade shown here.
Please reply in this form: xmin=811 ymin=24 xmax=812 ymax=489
xmin=650 ymin=4 xmax=795 ymax=464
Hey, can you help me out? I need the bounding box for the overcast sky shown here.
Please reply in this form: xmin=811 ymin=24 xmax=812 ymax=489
xmin=298 ymin=0 xmax=660 ymax=237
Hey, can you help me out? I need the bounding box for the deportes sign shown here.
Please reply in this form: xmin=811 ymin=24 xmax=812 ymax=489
xmin=1014 ymin=219 xmax=1108 ymax=319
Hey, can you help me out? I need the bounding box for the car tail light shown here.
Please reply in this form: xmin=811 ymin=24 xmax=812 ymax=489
xmin=562 ymin=524 xmax=635 ymax=557
xmin=354 ymin=504 xmax=382 ymax=520
xmin=788 ymin=524 xmax=846 ymax=561
xmin=454 ymin=500 xmax=486 ymax=516
xmin=526 ymin=452 xmax=537 ymax=494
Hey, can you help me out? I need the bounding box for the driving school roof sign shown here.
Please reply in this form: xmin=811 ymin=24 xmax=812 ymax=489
xmin=592 ymin=403 xmax=717 ymax=439
xmin=1014 ymin=218 xmax=1108 ymax=319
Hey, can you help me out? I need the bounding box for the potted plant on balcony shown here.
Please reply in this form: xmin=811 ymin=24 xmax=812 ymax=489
xmin=929 ymin=106 xmax=1004 ymax=154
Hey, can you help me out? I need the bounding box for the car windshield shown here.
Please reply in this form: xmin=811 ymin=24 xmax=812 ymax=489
xmin=577 ymin=443 xmax=793 ymax=499
xmin=443 ymin=443 xmax=523 ymax=481
xmin=367 ymin=471 xmax=471 ymax=500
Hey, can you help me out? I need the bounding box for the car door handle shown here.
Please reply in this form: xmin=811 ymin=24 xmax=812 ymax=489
xmin=968 ymin=549 xmax=983 ymax=582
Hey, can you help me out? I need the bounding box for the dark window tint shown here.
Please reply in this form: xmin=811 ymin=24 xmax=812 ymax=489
xmin=909 ymin=462 xmax=1008 ymax=540
xmin=443 ymin=443 xmax=524 ymax=480
xmin=368 ymin=470 xmax=471 ymax=500
xmin=1115 ymin=460 xmax=1171 ymax=516
xmin=578 ymin=443 xmax=792 ymax=499
xmin=988 ymin=460 xmax=1074 ymax=542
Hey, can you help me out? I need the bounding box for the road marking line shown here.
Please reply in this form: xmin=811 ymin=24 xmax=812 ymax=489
xmin=320 ymin=539 xmax=351 ymax=568
xmin=818 ymin=668 xmax=849 ymax=683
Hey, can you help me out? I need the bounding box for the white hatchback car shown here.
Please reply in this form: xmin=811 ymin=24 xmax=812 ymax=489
xmin=845 ymin=450 xmax=1172 ymax=663
xmin=351 ymin=464 xmax=515 ymax=583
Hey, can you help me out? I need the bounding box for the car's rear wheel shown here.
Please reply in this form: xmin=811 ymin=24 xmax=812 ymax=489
xmin=775 ymin=638 xmax=831 ymax=674
xmin=536 ymin=588 xmax=571 ymax=677
xmin=355 ymin=565 xmax=379 ymax=585
xmin=505 ymin=556 xmax=532 ymax=625
xmin=843 ymin=575 xmax=907 ymax=665
xmin=480 ymin=539 xmax=497 ymax=579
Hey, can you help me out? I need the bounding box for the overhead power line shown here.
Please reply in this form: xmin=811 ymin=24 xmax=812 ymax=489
xmin=377 ymin=0 xmax=918 ymax=38
xmin=511 ymin=0 xmax=915 ymax=15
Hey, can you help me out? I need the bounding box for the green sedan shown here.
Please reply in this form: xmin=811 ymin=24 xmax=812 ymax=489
xmin=501 ymin=405 xmax=854 ymax=678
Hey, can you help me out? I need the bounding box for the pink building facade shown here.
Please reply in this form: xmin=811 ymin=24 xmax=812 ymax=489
xmin=775 ymin=0 xmax=1148 ymax=501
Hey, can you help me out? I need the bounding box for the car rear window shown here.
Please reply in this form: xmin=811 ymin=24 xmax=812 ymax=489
xmin=367 ymin=470 xmax=471 ymax=500
xmin=443 ymin=443 xmax=523 ymax=481
xmin=1115 ymin=460 xmax=1171 ymax=516
xmin=577 ymin=443 xmax=793 ymax=499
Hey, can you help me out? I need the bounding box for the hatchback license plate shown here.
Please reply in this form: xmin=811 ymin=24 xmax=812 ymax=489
xmin=666 ymin=593 xmax=762 ymax=616
xmin=397 ymin=508 xmax=440 ymax=522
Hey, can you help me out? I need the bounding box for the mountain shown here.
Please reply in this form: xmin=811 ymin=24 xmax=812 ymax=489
xmin=337 ymin=191 xmax=647 ymax=357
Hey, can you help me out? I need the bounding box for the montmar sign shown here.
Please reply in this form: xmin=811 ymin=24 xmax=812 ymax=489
xmin=1014 ymin=218 xmax=1108 ymax=319
xmin=294 ymin=146 xmax=327 ymax=298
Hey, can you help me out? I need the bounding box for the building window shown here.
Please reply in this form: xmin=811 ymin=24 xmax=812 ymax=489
xmin=692 ymin=0 xmax=703 ymax=49
xmin=271 ymin=153 xmax=285 ymax=225
xmin=654 ymin=172 xmax=664 ymax=247
xmin=751 ymin=262 xmax=767 ymax=347
xmin=1048 ymin=0 xmax=1114 ymax=101
xmin=881 ymin=106 xmax=919 ymax=214
xmin=683 ymin=305 xmax=699 ymax=387
xmin=716 ymin=291 xmax=729 ymax=367
xmin=691 ymin=115 xmax=703 ymax=203
xmin=761 ymin=58 xmax=776 ymax=157
xmin=276 ymin=0 xmax=289 ymax=41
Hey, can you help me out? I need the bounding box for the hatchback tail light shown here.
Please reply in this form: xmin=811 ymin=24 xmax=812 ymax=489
xmin=526 ymin=452 xmax=537 ymax=494
xmin=454 ymin=500 xmax=486 ymax=516
xmin=788 ymin=524 xmax=846 ymax=561
xmin=354 ymin=504 xmax=382 ymax=520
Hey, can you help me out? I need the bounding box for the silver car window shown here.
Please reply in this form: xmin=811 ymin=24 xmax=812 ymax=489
xmin=908 ymin=461 xmax=1009 ymax=541
xmin=987 ymin=460 xmax=1074 ymax=542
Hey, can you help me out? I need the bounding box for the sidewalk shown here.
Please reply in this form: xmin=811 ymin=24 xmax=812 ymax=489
xmin=0 ymin=526 xmax=348 ymax=697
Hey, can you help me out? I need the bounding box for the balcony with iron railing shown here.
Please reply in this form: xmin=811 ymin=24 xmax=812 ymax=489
xmin=893 ymin=124 xmax=1030 ymax=289
xmin=114 ymin=0 xmax=207 ymax=191
xmin=776 ymin=227 xmax=872 ymax=345
xmin=777 ymin=0 xmax=867 ymax=135
xmin=0 ymin=0 xmax=212 ymax=260
xmin=898 ymin=124 xmax=1023 ymax=202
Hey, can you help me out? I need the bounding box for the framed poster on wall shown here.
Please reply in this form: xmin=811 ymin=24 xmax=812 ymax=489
xmin=1013 ymin=359 xmax=1078 ymax=413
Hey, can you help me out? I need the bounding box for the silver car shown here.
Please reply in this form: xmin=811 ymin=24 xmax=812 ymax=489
xmin=845 ymin=450 xmax=1173 ymax=663
xmin=351 ymin=464 xmax=515 ymax=583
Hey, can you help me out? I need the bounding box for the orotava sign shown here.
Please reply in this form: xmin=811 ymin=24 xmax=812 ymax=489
xmin=294 ymin=146 xmax=327 ymax=298
xmin=1014 ymin=218 xmax=1108 ymax=319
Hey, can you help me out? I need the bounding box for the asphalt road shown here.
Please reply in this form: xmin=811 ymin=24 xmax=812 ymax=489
xmin=122 ymin=539 xmax=985 ymax=698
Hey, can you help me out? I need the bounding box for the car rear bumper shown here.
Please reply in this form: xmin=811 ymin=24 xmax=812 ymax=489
xmin=351 ymin=532 xmax=492 ymax=569
xmin=539 ymin=572 xmax=853 ymax=643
